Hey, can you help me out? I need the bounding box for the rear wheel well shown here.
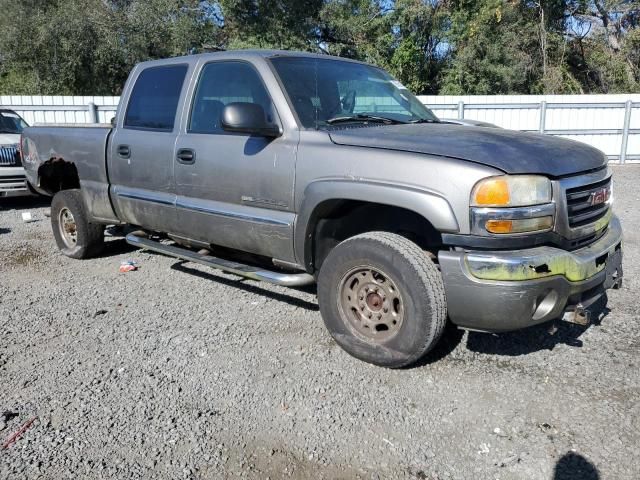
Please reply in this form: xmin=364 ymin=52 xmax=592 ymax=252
xmin=308 ymin=200 xmax=443 ymax=271
xmin=37 ymin=157 xmax=80 ymax=195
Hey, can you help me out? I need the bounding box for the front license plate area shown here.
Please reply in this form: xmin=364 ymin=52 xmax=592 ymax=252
xmin=603 ymin=248 xmax=623 ymax=289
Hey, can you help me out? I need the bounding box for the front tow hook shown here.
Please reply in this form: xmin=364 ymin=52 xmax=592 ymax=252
xmin=562 ymin=304 xmax=591 ymax=326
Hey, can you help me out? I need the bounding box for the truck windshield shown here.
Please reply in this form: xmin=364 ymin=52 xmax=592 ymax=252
xmin=269 ymin=56 xmax=439 ymax=129
xmin=0 ymin=111 xmax=28 ymax=134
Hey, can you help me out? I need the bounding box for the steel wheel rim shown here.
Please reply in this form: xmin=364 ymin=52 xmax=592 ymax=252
xmin=337 ymin=265 xmax=405 ymax=343
xmin=58 ymin=207 xmax=78 ymax=247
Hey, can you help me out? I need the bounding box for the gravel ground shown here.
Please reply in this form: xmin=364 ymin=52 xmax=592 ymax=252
xmin=1 ymin=166 xmax=639 ymax=480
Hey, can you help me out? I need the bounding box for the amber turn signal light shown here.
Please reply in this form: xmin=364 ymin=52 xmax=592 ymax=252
xmin=485 ymin=216 xmax=553 ymax=234
xmin=474 ymin=178 xmax=510 ymax=206
xmin=485 ymin=219 xmax=514 ymax=233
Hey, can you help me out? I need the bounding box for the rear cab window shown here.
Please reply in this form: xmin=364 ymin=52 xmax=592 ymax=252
xmin=124 ymin=64 xmax=188 ymax=131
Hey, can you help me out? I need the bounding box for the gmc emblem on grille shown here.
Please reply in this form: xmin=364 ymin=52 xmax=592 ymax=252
xmin=589 ymin=187 xmax=611 ymax=206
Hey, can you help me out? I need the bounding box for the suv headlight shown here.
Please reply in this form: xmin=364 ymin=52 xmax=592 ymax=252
xmin=470 ymin=175 xmax=554 ymax=235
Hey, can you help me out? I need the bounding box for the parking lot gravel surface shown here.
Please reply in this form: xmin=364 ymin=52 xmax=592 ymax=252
xmin=1 ymin=166 xmax=639 ymax=480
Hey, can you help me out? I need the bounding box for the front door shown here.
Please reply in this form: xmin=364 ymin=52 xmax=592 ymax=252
xmin=108 ymin=63 xmax=189 ymax=233
xmin=173 ymin=60 xmax=297 ymax=262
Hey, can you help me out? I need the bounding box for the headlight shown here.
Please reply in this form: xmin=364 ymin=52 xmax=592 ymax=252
xmin=471 ymin=175 xmax=552 ymax=207
xmin=470 ymin=175 xmax=555 ymax=235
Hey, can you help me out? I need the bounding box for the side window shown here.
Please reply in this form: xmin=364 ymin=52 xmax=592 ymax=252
xmin=124 ymin=65 xmax=188 ymax=131
xmin=189 ymin=62 xmax=275 ymax=134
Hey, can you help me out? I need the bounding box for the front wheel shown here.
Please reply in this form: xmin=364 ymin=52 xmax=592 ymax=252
xmin=317 ymin=232 xmax=447 ymax=368
xmin=51 ymin=189 xmax=104 ymax=259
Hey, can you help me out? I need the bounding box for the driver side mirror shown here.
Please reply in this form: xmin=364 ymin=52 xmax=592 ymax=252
xmin=221 ymin=102 xmax=281 ymax=138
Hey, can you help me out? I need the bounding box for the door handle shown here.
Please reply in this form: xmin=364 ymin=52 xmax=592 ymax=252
xmin=117 ymin=145 xmax=130 ymax=158
xmin=176 ymin=148 xmax=196 ymax=164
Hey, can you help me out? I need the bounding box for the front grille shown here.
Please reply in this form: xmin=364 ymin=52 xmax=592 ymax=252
xmin=567 ymin=228 xmax=607 ymax=250
xmin=565 ymin=177 xmax=611 ymax=228
xmin=0 ymin=146 xmax=19 ymax=166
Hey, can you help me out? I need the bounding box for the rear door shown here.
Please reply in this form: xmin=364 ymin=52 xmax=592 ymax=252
xmin=108 ymin=63 xmax=189 ymax=232
xmin=172 ymin=60 xmax=297 ymax=261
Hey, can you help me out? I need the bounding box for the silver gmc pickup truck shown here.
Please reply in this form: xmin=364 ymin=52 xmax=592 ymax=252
xmin=22 ymin=50 xmax=623 ymax=367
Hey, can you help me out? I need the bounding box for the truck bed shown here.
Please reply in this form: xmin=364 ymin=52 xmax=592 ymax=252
xmin=22 ymin=124 xmax=118 ymax=222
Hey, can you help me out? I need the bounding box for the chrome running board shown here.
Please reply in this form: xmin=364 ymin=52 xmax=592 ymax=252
xmin=126 ymin=233 xmax=315 ymax=287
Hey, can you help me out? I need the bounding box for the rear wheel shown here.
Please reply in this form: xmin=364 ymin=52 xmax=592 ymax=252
xmin=317 ymin=232 xmax=447 ymax=368
xmin=51 ymin=189 xmax=104 ymax=259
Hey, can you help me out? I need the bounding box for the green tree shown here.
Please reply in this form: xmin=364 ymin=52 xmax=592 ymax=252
xmin=439 ymin=0 xmax=587 ymax=94
xmin=219 ymin=0 xmax=324 ymax=50
xmin=388 ymin=0 xmax=449 ymax=94
xmin=0 ymin=0 xmax=216 ymax=95
xmin=0 ymin=0 xmax=638 ymax=95
xmin=318 ymin=0 xmax=393 ymax=65
xmin=565 ymin=0 xmax=640 ymax=92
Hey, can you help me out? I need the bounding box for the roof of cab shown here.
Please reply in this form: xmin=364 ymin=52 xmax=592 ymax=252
xmin=134 ymin=49 xmax=370 ymax=69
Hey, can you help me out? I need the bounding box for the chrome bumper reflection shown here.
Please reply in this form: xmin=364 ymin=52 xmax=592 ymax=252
xmin=465 ymin=215 xmax=623 ymax=282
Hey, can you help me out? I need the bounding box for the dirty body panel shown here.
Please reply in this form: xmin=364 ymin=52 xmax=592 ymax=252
xmin=22 ymin=125 xmax=117 ymax=222
xmin=292 ymin=130 xmax=501 ymax=266
xmin=328 ymin=123 xmax=608 ymax=178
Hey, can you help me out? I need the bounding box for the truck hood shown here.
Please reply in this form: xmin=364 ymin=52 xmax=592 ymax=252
xmin=0 ymin=133 xmax=20 ymax=146
xmin=328 ymin=123 xmax=607 ymax=177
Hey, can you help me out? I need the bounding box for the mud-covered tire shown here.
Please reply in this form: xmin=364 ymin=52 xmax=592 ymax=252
xmin=317 ymin=232 xmax=447 ymax=368
xmin=51 ymin=189 xmax=104 ymax=259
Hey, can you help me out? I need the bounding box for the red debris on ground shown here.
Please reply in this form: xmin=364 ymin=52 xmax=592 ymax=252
xmin=119 ymin=260 xmax=138 ymax=273
xmin=2 ymin=417 xmax=38 ymax=449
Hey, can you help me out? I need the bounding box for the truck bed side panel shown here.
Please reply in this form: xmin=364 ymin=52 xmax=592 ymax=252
xmin=23 ymin=125 xmax=119 ymax=223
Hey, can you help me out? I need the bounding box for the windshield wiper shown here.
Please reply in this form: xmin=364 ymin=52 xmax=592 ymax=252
xmin=409 ymin=118 xmax=441 ymax=124
xmin=0 ymin=130 xmax=19 ymax=134
xmin=326 ymin=114 xmax=408 ymax=125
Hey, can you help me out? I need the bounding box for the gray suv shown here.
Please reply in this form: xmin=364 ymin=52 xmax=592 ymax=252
xmin=0 ymin=109 xmax=30 ymax=197
xmin=22 ymin=50 xmax=623 ymax=367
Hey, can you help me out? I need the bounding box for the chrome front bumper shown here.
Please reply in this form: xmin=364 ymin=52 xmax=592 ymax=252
xmin=439 ymin=215 xmax=623 ymax=332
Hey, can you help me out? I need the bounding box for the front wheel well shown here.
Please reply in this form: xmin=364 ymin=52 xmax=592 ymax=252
xmin=308 ymin=200 xmax=443 ymax=272
xmin=37 ymin=157 xmax=80 ymax=195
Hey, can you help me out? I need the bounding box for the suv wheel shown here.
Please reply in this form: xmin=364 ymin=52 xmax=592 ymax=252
xmin=317 ymin=232 xmax=447 ymax=368
xmin=51 ymin=189 xmax=104 ymax=259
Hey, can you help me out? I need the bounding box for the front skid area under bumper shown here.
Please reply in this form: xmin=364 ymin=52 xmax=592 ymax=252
xmin=438 ymin=216 xmax=623 ymax=332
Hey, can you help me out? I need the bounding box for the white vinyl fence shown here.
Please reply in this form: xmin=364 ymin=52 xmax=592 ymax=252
xmin=0 ymin=95 xmax=119 ymax=125
xmin=2 ymin=93 xmax=639 ymax=163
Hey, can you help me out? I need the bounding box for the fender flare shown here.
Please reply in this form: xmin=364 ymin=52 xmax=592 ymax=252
xmin=295 ymin=178 xmax=460 ymax=270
